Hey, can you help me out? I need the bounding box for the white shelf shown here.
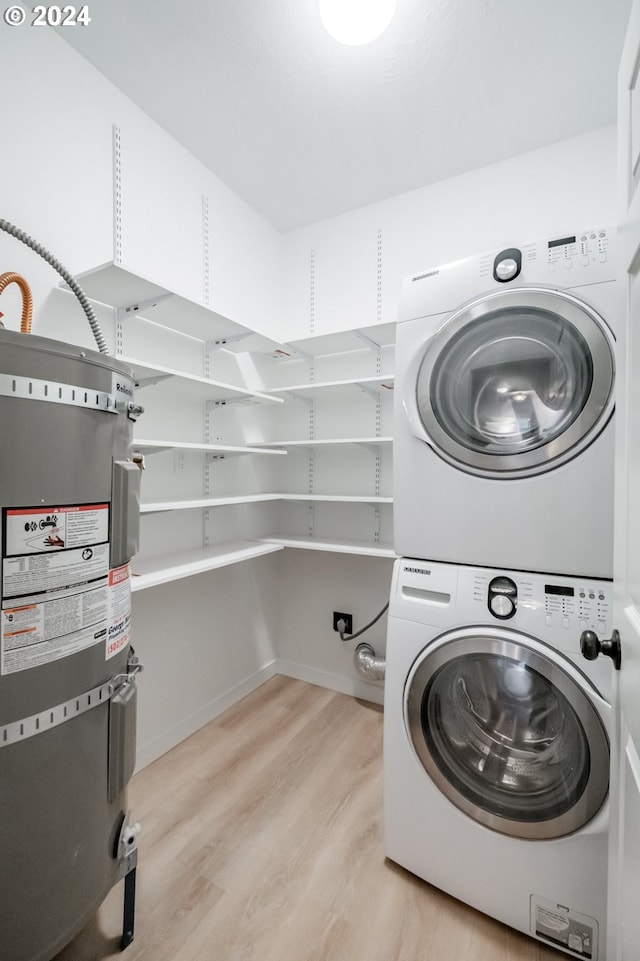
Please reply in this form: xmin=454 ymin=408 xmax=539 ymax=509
xmin=131 ymin=541 xmax=284 ymax=591
xmin=133 ymin=438 xmax=286 ymax=457
xmin=70 ymin=261 xmax=277 ymax=351
xmin=279 ymin=494 xmax=393 ymax=504
xmin=140 ymin=492 xmax=392 ymax=513
xmin=270 ymin=323 xmax=396 ymax=360
xmin=270 ymin=374 xmax=394 ymax=398
xmin=141 ymin=493 xmax=281 ymax=513
xmin=254 ymin=436 xmax=392 ymax=449
xmin=118 ymin=355 xmax=282 ymax=405
xmin=259 ymin=535 xmax=396 ymax=558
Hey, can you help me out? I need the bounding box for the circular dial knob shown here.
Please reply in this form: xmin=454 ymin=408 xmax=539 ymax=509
xmin=495 ymin=258 xmax=519 ymax=281
xmin=490 ymin=594 xmax=514 ymax=617
xmin=488 ymin=576 xmax=517 ymax=619
xmin=492 ymin=247 xmax=522 ymax=283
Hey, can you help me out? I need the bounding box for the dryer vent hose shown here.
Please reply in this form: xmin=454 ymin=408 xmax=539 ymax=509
xmin=0 ymin=219 xmax=109 ymax=354
xmin=353 ymin=643 xmax=386 ymax=682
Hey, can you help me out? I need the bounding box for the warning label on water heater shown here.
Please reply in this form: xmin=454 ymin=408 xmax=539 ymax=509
xmin=0 ymin=502 xmax=130 ymax=674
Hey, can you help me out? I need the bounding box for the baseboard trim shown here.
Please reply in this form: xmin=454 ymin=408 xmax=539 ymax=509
xmin=275 ymin=658 xmax=384 ymax=706
xmin=135 ymin=659 xmax=279 ymax=770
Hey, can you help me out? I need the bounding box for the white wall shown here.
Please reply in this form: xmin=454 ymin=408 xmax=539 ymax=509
xmin=275 ymin=550 xmax=394 ymax=705
xmin=0 ymin=29 xmax=283 ymax=344
xmin=281 ymin=125 xmax=617 ymax=339
xmin=132 ymin=557 xmax=281 ymax=769
xmin=0 ymin=28 xmax=284 ymax=767
xmin=0 ymin=26 xmax=620 ymax=762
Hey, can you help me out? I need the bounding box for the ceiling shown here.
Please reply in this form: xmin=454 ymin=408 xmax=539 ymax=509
xmin=59 ymin=0 xmax=633 ymax=232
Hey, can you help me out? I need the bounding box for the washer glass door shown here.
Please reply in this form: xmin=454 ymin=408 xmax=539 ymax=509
xmin=405 ymin=632 xmax=609 ymax=839
xmin=415 ymin=288 xmax=615 ymax=477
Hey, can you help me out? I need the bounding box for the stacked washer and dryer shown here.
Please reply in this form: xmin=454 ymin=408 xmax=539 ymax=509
xmin=384 ymin=228 xmax=617 ymax=959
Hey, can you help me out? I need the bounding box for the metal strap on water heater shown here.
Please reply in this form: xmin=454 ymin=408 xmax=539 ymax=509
xmin=0 ymin=372 xmax=120 ymax=414
xmin=1 ymin=675 xmax=127 ymax=749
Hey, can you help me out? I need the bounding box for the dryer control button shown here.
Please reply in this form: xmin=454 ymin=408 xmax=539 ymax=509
xmin=495 ymin=258 xmax=518 ymax=281
xmin=545 ymin=614 xmax=553 ymax=627
xmin=562 ymin=616 xmax=570 ymax=629
xmin=493 ymin=247 xmax=522 ymax=283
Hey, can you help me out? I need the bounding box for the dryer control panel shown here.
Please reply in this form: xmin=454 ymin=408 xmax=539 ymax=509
xmin=478 ymin=225 xmax=614 ymax=285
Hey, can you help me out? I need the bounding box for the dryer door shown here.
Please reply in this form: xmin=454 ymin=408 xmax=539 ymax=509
xmin=405 ymin=629 xmax=610 ymax=839
xmin=411 ymin=287 xmax=615 ymax=478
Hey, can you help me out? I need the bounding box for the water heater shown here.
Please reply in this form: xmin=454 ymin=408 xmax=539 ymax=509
xmin=0 ymin=326 xmax=143 ymax=960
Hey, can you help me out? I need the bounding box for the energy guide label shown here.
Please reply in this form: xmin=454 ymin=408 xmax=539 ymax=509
xmin=106 ymin=564 xmax=131 ymax=662
xmin=1 ymin=503 xmax=111 ymax=674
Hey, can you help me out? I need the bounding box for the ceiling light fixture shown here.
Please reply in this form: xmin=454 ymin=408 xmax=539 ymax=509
xmin=319 ymin=0 xmax=396 ymax=46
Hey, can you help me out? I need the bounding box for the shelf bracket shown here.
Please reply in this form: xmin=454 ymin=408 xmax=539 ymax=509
xmin=353 ymin=330 xmax=383 ymax=352
xmin=356 ymin=383 xmax=380 ymax=400
xmin=279 ymin=391 xmax=314 ymax=407
xmin=281 ymin=343 xmax=314 ymax=365
xmin=119 ymin=292 xmax=174 ymax=317
xmin=206 ymin=396 xmax=261 ymax=408
xmin=134 ymin=372 xmax=173 ymax=389
xmin=206 ymin=331 xmax=253 ymax=352
xmin=356 ymin=441 xmax=383 ymax=455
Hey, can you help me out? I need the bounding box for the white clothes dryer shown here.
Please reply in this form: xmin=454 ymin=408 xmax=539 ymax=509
xmin=394 ymin=227 xmax=616 ymax=577
xmin=383 ymin=558 xmax=613 ymax=960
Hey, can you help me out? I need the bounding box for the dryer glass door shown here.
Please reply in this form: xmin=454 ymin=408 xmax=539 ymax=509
xmin=405 ymin=633 xmax=609 ymax=839
xmin=415 ymin=288 xmax=615 ymax=477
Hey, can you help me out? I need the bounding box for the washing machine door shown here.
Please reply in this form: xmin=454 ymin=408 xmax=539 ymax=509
xmin=409 ymin=287 xmax=615 ymax=478
xmin=405 ymin=628 xmax=610 ymax=839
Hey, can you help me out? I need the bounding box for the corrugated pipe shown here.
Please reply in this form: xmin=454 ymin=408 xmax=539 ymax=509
xmin=0 ymin=219 xmax=109 ymax=354
xmin=0 ymin=271 xmax=32 ymax=333
xmin=353 ymin=642 xmax=386 ymax=682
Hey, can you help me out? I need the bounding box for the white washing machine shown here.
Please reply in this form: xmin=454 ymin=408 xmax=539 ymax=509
xmin=383 ymin=557 xmax=613 ymax=960
xmin=394 ymin=227 xmax=616 ymax=578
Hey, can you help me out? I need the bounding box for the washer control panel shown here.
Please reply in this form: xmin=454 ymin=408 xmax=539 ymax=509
xmin=470 ymin=568 xmax=613 ymax=641
xmin=544 ymin=581 xmax=611 ymax=635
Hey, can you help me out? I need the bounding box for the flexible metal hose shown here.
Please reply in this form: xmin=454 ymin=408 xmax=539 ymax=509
xmin=353 ymin=643 xmax=386 ymax=682
xmin=0 ymin=271 xmax=33 ymax=333
xmin=0 ymin=219 xmax=109 ymax=354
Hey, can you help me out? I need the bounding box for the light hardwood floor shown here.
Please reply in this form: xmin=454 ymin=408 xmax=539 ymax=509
xmin=54 ymin=676 xmax=561 ymax=961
